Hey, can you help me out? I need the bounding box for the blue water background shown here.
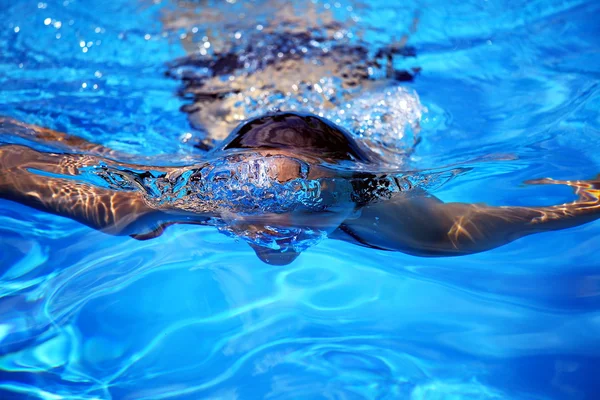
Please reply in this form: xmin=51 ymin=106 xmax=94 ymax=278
xmin=1 ymin=0 xmax=600 ymax=398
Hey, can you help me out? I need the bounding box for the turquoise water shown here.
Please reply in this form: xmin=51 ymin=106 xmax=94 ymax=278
xmin=1 ymin=0 xmax=600 ymax=399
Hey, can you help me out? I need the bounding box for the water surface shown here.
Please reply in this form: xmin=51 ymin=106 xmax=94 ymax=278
xmin=1 ymin=0 xmax=600 ymax=399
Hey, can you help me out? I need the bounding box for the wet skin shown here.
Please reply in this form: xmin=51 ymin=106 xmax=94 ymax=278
xmin=1 ymin=113 xmax=600 ymax=265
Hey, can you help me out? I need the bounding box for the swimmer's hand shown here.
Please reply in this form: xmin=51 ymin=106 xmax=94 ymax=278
xmin=335 ymin=176 xmax=600 ymax=256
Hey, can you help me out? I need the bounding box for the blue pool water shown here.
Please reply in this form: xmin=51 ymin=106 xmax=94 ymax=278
xmin=1 ymin=0 xmax=600 ymax=399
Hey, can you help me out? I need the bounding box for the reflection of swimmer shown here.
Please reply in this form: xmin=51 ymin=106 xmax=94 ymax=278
xmin=164 ymin=1 xmax=422 ymax=150
xmin=1 ymin=113 xmax=600 ymax=265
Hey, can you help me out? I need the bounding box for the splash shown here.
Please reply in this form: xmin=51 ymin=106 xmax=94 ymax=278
xmin=85 ymin=150 xmax=463 ymax=253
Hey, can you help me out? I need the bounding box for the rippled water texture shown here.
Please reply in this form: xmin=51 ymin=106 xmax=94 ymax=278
xmin=1 ymin=0 xmax=600 ymax=399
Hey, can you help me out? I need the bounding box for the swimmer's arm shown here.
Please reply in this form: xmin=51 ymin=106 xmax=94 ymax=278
xmin=336 ymin=177 xmax=600 ymax=256
xmin=0 ymin=144 xmax=204 ymax=236
xmin=0 ymin=144 xmax=164 ymax=235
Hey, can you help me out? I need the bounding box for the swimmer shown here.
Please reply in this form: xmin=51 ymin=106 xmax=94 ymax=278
xmin=1 ymin=113 xmax=599 ymax=265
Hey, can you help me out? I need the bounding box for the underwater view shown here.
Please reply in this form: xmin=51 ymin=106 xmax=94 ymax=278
xmin=1 ymin=0 xmax=600 ymax=398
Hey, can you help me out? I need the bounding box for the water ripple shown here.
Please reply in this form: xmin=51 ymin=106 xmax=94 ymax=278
xmin=1 ymin=0 xmax=600 ymax=399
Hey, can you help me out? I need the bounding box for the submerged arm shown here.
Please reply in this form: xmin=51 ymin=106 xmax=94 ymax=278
xmin=0 ymin=119 xmax=219 ymax=236
xmin=337 ymin=177 xmax=600 ymax=256
xmin=0 ymin=144 xmax=169 ymax=235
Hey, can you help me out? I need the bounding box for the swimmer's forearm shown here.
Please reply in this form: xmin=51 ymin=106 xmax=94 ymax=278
xmin=423 ymin=200 xmax=599 ymax=255
xmin=0 ymin=144 xmax=167 ymax=235
xmin=339 ymin=177 xmax=600 ymax=256
xmin=438 ymin=177 xmax=600 ymax=254
xmin=0 ymin=169 xmax=160 ymax=235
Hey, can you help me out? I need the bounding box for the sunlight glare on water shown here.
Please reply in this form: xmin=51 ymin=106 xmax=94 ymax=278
xmin=1 ymin=0 xmax=600 ymax=399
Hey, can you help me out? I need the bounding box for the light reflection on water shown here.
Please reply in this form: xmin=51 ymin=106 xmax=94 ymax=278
xmin=1 ymin=0 xmax=600 ymax=399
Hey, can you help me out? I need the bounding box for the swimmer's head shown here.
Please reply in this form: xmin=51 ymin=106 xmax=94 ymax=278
xmin=214 ymin=112 xmax=377 ymax=164
xmin=202 ymin=112 xmax=384 ymax=265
